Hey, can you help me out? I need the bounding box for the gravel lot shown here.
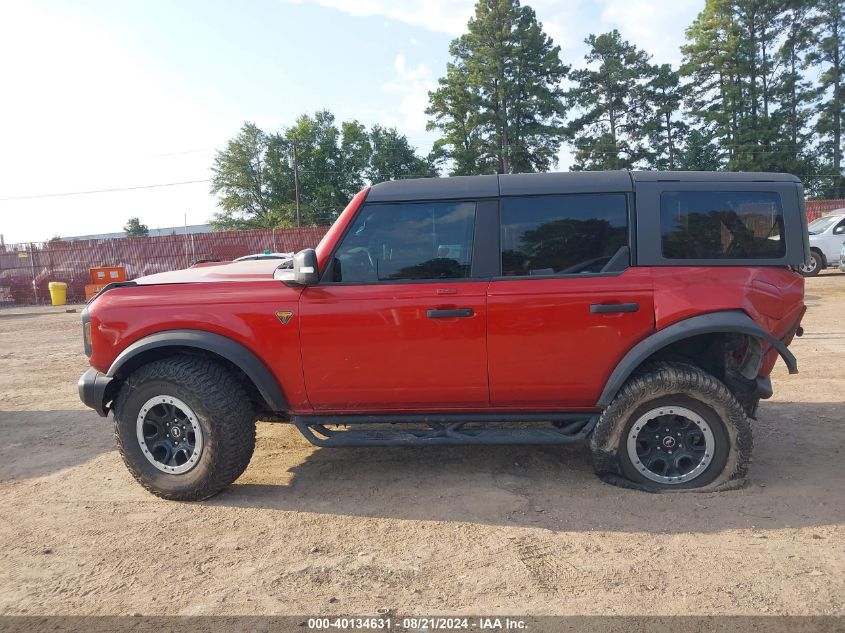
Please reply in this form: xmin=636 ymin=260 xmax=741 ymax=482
xmin=0 ymin=273 xmax=843 ymax=616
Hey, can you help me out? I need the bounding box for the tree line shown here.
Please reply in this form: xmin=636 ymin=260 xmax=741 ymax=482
xmin=212 ymin=0 xmax=845 ymax=229
xmin=211 ymin=113 xmax=435 ymax=229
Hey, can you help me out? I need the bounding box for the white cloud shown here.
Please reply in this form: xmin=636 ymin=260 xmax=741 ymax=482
xmin=598 ymin=0 xmax=702 ymax=66
xmin=285 ymin=0 xmax=701 ymax=68
xmin=386 ymin=54 xmax=437 ymax=139
xmin=301 ymin=0 xmax=474 ymax=35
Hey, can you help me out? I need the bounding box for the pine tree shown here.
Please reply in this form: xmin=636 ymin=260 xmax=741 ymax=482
xmin=566 ymin=30 xmax=654 ymax=170
xmin=676 ymin=129 xmax=725 ymax=170
xmin=811 ymin=0 xmax=845 ymax=197
xmin=642 ymin=64 xmax=689 ymax=169
xmin=680 ymin=0 xmax=820 ymax=173
xmin=427 ymin=0 xmax=568 ymax=175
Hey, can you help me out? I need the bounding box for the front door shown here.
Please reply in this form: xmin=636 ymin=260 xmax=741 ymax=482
xmin=487 ymin=193 xmax=655 ymax=408
xmin=299 ymin=199 xmax=490 ymax=411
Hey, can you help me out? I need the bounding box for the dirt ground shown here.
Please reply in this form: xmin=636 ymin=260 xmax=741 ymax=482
xmin=0 ymin=273 xmax=843 ymax=617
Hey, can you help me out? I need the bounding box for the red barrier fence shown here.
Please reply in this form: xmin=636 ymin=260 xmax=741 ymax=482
xmin=3 ymin=199 xmax=845 ymax=306
xmin=806 ymin=199 xmax=845 ymax=222
xmin=0 ymin=226 xmax=329 ymax=305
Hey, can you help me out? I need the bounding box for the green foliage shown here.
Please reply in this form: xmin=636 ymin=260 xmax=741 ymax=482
xmin=211 ymin=0 xmax=845 ymax=212
xmin=566 ymin=30 xmax=654 ymax=170
xmin=810 ymin=0 xmax=845 ymax=196
xmin=680 ymin=0 xmax=829 ymax=182
xmin=642 ymin=64 xmax=689 ymax=170
xmin=426 ymin=0 xmax=569 ymax=175
xmin=676 ymin=129 xmax=725 ymax=171
xmin=123 ymin=217 xmax=149 ymax=237
xmin=368 ymin=125 xmax=437 ymax=183
xmin=210 ymin=113 xmax=432 ymax=230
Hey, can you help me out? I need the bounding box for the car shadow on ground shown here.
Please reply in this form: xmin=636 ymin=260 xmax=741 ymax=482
xmin=210 ymin=401 xmax=845 ymax=533
xmin=0 ymin=410 xmax=114 ymax=481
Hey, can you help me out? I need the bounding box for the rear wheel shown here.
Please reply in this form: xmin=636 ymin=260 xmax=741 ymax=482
xmin=799 ymin=251 xmax=823 ymax=277
xmin=113 ymin=356 xmax=256 ymax=501
xmin=590 ymin=362 xmax=751 ymax=491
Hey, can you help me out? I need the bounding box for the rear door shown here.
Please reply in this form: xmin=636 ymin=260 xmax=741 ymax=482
xmin=299 ymin=198 xmax=496 ymax=411
xmin=487 ymin=192 xmax=655 ymax=408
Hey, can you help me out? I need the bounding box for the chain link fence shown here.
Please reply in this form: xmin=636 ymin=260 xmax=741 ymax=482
xmin=2 ymin=199 xmax=841 ymax=306
xmin=0 ymin=226 xmax=329 ymax=305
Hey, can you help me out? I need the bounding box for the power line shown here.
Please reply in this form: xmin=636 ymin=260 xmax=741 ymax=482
xmin=2 ymin=168 xmax=841 ymax=203
xmin=0 ymin=179 xmax=211 ymax=202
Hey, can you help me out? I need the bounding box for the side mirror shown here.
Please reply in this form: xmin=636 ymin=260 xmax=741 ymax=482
xmin=274 ymin=248 xmax=319 ymax=286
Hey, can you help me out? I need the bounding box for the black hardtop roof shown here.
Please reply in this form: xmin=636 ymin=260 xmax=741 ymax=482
xmin=365 ymin=170 xmax=801 ymax=202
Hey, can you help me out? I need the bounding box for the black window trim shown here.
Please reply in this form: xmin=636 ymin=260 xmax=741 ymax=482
xmin=635 ymin=182 xmax=802 ymax=267
xmin=492 ymin=191 xmax=632 ymax=282
xmin=317 ymin=196 xmax=495 ymax=286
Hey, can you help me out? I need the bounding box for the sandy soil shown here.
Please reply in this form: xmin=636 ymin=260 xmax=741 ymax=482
xmin=0 ymin=273 xmax=843 ymax=616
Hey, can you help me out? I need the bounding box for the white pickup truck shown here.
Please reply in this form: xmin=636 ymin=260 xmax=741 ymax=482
xmin=801 ymin=212 xmax=845 ymax=276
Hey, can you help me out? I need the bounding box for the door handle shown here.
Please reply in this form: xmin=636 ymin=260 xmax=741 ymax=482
xmin=590 ymin=302 xmax=639 ymax=314
xmin=427 ymin=308 xmax=474 ymax=319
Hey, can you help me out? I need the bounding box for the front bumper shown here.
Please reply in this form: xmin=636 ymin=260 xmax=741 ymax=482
xmin=77 ymin=368 xmax=114 ymax=417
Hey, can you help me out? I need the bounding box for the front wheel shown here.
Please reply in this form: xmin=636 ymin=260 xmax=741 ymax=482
xmin=590 ymin=362 xmax=751 ymax=491
xmin=113 ymin=356 xmax=256 ymax=501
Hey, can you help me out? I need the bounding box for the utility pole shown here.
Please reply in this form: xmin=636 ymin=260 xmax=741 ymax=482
xmin=291 ymin=140 xmax=302 ymax=228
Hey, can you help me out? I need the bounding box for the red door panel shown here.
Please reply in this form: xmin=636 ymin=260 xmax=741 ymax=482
xmin=487 ymin=268 xmax=654 ymax=408
xmin=299 ymin=282 xmax=489 ymax=411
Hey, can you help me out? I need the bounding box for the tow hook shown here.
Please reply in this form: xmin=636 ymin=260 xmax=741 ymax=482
xmin=796 ymin=326 xmax=804 ymax=337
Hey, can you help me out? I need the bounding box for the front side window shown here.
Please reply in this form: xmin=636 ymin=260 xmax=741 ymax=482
xmin=661 ymin=191 xmax=785 ymax=259
xmin=328 ymin=201 xmax=476 ymax=283
xmin=500 ymin=194 xmax=628 ymax=276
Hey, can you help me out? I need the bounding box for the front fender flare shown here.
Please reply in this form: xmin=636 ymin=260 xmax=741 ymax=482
xmin=107 ymin=329 xmax=288 ymax=412
xmin=597 ymin=310 xmax=797 ymax=409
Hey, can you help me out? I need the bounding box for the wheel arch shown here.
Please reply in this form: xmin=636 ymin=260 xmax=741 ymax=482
xmin=810 ymin=246 xmax=827 ymax=267
xmin=107 ymin=330 xmax=288 ymax=414
xmin=597 ymin=310 xmax=797 ymax=409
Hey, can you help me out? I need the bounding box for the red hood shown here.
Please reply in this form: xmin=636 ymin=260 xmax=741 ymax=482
xmin=134 ymin=259 xmax=284 ymax=285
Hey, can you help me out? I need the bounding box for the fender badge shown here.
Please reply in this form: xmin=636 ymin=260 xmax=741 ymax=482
xmin=275 ymin=310 xmax=294 ymax=325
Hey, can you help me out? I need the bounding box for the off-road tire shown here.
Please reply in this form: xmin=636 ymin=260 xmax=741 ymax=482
xmin=113 ymin=356 xmax=256 ymax=501
xmin=590 ymin=362 xmax=752 ymax=492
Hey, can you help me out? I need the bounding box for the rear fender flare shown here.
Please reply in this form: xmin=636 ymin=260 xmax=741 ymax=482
xmin=597 ymin=310 xmax=797 ymax=408
xmin=107 ymin=329 xmax=288 ymax=412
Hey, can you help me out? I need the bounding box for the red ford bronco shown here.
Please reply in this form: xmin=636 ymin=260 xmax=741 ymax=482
xmin=78 ymin=171 xmax=808 ymax=500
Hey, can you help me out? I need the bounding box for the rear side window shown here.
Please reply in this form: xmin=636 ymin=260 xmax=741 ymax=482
xmin=500 ymin=194 xmax=628 ymax=276
xmin=328 ymin=201 xmax=476 ymax=282
xmin=661 ymin=191 xmax=785 ymax=259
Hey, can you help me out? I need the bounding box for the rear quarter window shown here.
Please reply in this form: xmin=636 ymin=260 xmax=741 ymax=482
xmin=661 ymin=191 xmax=785 ymax=259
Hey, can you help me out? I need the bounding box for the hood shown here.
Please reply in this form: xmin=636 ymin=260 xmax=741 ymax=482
xmin=134 ymin=259 xmax=284 ymax=285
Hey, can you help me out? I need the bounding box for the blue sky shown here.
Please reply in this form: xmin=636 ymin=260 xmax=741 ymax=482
xmin=0 ymin=0 xmax=702 ymax=243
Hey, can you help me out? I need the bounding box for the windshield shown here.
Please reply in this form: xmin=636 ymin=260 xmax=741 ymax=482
xmin=808 ymin=215 xmax=842 ymax=234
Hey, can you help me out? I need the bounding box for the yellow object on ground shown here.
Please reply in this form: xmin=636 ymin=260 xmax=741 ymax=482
xmin=48 ymin=281 xmax=67 ymax=306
